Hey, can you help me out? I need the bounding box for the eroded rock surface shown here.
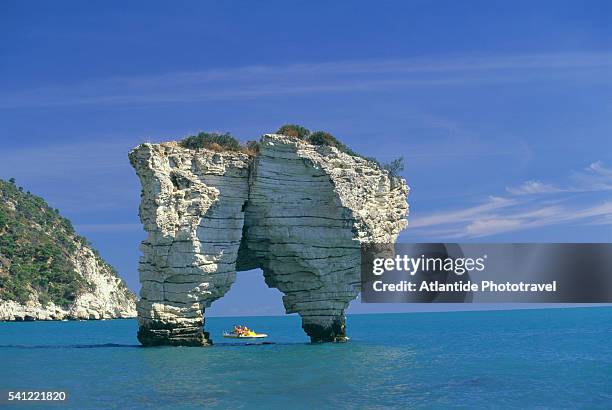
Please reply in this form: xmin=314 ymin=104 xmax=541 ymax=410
xmin=0 ymin=244 xmax=136 ymax=321
xmin=129 ymin=134 xmax=408 ymax=346
xmin=0 ymin=178 xmax=136 ymax=322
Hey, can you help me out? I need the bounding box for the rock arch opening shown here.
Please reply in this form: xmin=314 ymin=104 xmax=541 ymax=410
xmin=204 ymin=268 xmax=286 ymax=317
xmin=129 ymin=134 xmax=408 ymax=346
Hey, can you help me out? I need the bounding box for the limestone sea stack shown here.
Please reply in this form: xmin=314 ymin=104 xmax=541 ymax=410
xmin=129 ymin=134 xmax=409 ymax=346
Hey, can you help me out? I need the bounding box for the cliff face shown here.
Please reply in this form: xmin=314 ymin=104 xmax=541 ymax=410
xmin=129 ymin=134 xmax=408 ymax=346
xmin=0 ymin=179 xmax=136 ymax=321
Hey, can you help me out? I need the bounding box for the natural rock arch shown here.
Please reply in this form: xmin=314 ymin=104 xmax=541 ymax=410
xmin=129 ymin=134 xmax=408 ymax=346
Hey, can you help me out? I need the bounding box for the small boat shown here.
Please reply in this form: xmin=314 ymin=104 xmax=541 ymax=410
xmin=223 ymin=325 xmax=268 ymax=339
xmin=223 ymin=332 xmax=268 ymax=339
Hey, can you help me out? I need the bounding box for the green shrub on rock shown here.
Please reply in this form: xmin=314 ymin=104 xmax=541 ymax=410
xmin=244 ymin=140 xmax=260 ymax=155
xmin=177 ymin=126 xmax=405 ymax=178
xmin=276 ymin=124 xmax=311 ymax=140
xmin=382 ymin=156 xmax=405 ymax=177
xmin=179 ymin=132 xmax=242 ymax=151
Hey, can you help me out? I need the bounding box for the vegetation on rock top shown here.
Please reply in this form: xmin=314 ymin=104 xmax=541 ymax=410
xmin=276 ymin=124 xmax=405 ymax=176
xmin=179 ymin=132 xmax=260 ymax=156
xmin=176 ymin=127 xmax=404 ymax=176
xmin=0 ymin=179 xmax=123 ymax=307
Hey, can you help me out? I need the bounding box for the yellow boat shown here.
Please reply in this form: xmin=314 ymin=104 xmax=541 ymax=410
xmin=223 ymin=327 xmax=268 ymax=338
xmin=223 ymin=331 xmax=268 ymax=339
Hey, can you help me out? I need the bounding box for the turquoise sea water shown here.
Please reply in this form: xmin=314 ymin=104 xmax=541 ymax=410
xmin=1 ymin=307 xmax=611 ymax=409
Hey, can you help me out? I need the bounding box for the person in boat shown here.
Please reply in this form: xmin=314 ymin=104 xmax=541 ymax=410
xmin=230 ymin=325 xmax=257 ymax=336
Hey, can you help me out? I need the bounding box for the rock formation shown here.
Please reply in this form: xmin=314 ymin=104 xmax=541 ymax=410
xmin=0 ymin=178 xmax=136 ymax=321
xmin=129 ymin=134 xmax=408 ymax=346
xmin=0 ymin=243 xmax=137 ymax=321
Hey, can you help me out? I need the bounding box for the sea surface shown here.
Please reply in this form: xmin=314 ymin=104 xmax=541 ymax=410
xmin=1 ymin=307 xmax=611 ymax=409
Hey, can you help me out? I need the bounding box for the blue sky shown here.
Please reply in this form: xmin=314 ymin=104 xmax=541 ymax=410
xmin=1 ymin=1 xmax=611 ymax=315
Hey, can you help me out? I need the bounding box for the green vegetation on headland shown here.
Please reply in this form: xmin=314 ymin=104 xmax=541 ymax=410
xmin=179 ymin=132 xmax=260 ymax=156
xmin=0 ymin=179 xmax=107 ymax=307
xmin=277 ymin=124 xmax=362 ymax=157
xmin=177 ymin=126 xmax=404 ymax=176
xmin=275 ymin=124 xmax=404 ymax=175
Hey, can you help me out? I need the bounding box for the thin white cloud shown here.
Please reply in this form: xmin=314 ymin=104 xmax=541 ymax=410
xmin=589 ymin=161 xmax=610 ymax=174
xmin=409 ymin=196 xmax=517 ymax=228
xmin=464 ymin=218 xmax=524 ymax=237
xmin=3 ymin=52 xmax=612 ymax=107
xmin=506 ymin=162 xmax=612 ymax=196
xmin=506 ymin=180 xmax=563 ymax=195
xmin=460 ymin=202 xmax=612 ymax=238
xmin=411 ymin=162 xmax=612 ymax=238
xmin=570 ymin=161 xmax=612 ymax=192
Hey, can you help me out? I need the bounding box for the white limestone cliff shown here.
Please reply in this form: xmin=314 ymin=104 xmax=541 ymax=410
xmin=129 ymin=134 xmax=408 ymax=346
xmin=0 ymin=245 xmax=136 ymax=321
